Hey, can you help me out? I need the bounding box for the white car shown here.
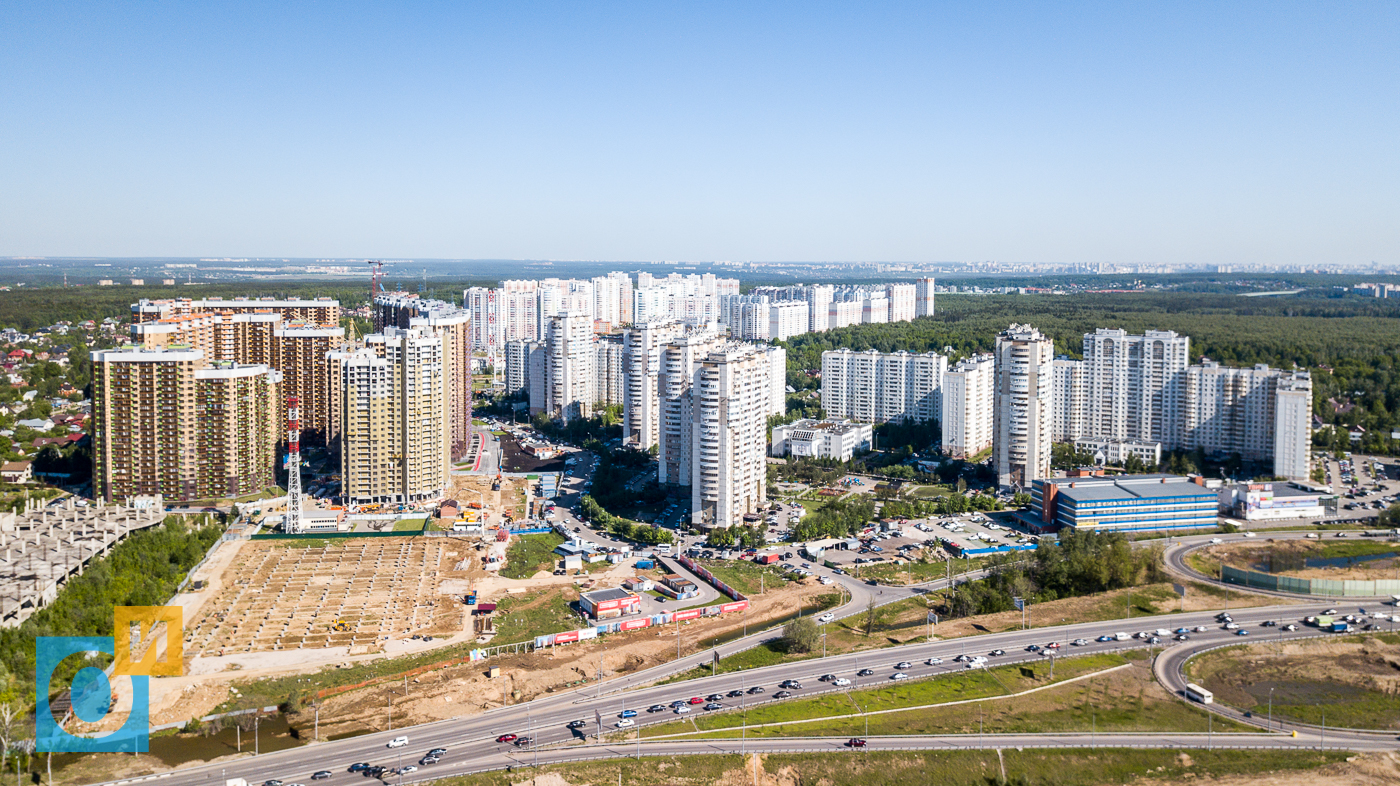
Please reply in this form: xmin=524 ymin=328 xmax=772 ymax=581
xmin=819 ymin=577 xmax=833 ymax=585
xmin=673 ymin=705 xmax=691 ymax=714
xmin=817 ymin=612 xmax=836 ymax=623
xmin=833 ymin=678 xmax=852 ymax=687
xmin=925 ymin=657 xmax=943 ymax=665
xmin=890 ymin=672 xmax=909 ymax=681
xmin=388 ymin=736 xmax=409 ymax=748
xmin=615 ymin=719 xmax=635 ymax=728
xmin=1244 ymin=531 xmax=1257 ymax=538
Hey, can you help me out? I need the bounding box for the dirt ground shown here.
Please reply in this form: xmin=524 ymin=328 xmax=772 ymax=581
xmin=289 ymin=577 xmax=829 ymax=740
xmin=1197 ymin=538 xmax=1400 ymax=582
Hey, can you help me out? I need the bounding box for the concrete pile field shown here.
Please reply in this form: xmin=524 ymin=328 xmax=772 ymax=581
xmin=185 ymin=538 xmax=463 ymax=655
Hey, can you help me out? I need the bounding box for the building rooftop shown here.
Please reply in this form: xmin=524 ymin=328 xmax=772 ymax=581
xmin=581 ymin=587 xmax=637 ymax=603
xmin=1042 ymin=474 xmax=1215 ymax=503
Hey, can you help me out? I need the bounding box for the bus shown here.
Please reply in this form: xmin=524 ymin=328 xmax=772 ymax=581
xmin=1184 ymin=683 xmax=1214 ymax=704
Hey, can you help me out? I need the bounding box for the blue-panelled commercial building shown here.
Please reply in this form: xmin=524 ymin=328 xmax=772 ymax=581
xmin=1031 ymin=472 xmax=1220 ymax=533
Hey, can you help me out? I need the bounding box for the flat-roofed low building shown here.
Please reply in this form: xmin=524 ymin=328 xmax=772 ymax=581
xmin=579 ymin=587 xmax=641 ymax=619
xmin=1032 ymin=473 xmax=1218 ymax=533
xmin=1225 ymin=482 xmax=1326 ymax=521
xmin=1073 ymin=437 xmax=1163 ymax=468
xmin=770 ymin=418 xmax=873 ymax=462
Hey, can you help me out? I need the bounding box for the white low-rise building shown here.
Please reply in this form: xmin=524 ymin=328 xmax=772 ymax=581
xmin=770 ymin=418 xmax=873 ymax=462
xmin=1225 ymin=482 xmax=1326 ymax=521
xmin=1073 ymin=437 xmax=1163 ymax=467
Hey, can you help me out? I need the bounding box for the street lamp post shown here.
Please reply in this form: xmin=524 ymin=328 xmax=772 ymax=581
xmin=1269 ymin=687 xmax=1275 ymax=733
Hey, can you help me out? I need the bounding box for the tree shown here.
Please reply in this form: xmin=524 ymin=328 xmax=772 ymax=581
xmin=782 ymin=616 xmax=820 ymax=654
xmin=0 ymin=702 xmax=14 ymax=786
xmin=864 ymin=596 xmax=878 ymax=636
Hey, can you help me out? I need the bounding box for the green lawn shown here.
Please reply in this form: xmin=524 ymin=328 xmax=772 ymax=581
xmin=392 ymin=518 xmax=427 ymax=532
xmin=426 ymin=750 xmax=1346 ymax=786
xmin=491 ymin=587 xmax=579 ymax=644
xmin=694 ymin=558 xmax=791 ymax=596
xmin=500 ymin=532 xmax=566 ymax=579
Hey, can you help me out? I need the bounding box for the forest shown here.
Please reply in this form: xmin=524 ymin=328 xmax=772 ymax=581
xmin=0 ymin=515 xmax=223 ymax=706
xmin=939 ymin=529 xmax=1167 ymax=618
xmin=780 ymin=291 xmax=1400 ymax=453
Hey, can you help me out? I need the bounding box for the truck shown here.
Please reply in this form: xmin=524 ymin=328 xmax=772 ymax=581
xmin=635 ymin=559 xmax=655 ymax=570
xmin=1332 ymin=621 xmax=1350 ymax=633
xmin=465 ymin=591 xmax=477 ymax=605
xmin=755 ymin=553 xmax=780 ymax=565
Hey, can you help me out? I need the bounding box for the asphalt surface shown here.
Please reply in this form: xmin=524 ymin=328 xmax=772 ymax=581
xmin=113 ymin=599 xmax=1397 ymax=786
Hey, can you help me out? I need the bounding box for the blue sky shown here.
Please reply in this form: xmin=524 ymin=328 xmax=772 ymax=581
xmin=2 ymin=2 xmax=1397 ymax=264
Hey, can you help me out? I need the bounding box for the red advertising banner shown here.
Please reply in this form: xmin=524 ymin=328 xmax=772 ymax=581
xmin=553 ymin=630 xmax=580 ymax=644
xmin=621 ymin=618 xmax=651 ymax=631
xmin=596 ymin=599 xmax=621 ymax=611
xmin=673 ymin=608 xmax=702 ymax=621
xmin=720 ymin=601 xmax=749 ymax=614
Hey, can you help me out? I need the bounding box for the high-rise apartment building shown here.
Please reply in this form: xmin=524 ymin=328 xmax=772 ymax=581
xmin=92 ymin=348 xmax=281 ymax=503
xmin=335 ymin=326 xmax=447 ymax=505
xmin=821 ymin=349 xmax=946 ymax=424
xmin=132 ymin=297 xmax=340 ymax=328
xmin=768 ymin=302 xmax=808 ymax=341
xmin=1273 ymin=372 xmax=1313 ymax=480
xmin=130 ymin=306 xmax=344 ymax=439
xmin=885 ymin=283 xmax=916 ymax=323
xmin=915 ymin=278 xmax=936 ymax=318
xmin=504 ymin=339 xmax=541 ymax=396
xmin=594 ymin=336 xmax=624 ymax=407
xmin=829 ymin=299 xmax=862 ymax=330
xmin=545 ymin=312 xmax=595 ymax=422
xmin=993 ymin=324 xmax=1055 ymax=490
xmin=691 ymin=343 xmax=778 ymax=529
xmin=1080 ymin=328 xmax=1190 ymax=446
xmin=861 ymin=293 xmax=889 ymax=324
xmin=622 ymin=321 xmax=686 ymax=450
xmin=1182 ymin=362 xmax=1313 ymax=479
xmin=658 ymin=332 xmax=725 ymax=485
xmin=941 ymin=353 xmax=994 ymax=459
xmin=1050 ymin=358 xmax=1089 ymax=443
xmin=804 ymin=284 xmax=834 ymax=333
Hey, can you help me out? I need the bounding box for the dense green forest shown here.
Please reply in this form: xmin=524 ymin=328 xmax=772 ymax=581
xmin=780 ymin=292 xmax=1400 ymax=451
xmin=0 ymin=516 xmax=223 ymax=705
xmin=940 ymin=530 xmax=1167 ymax=618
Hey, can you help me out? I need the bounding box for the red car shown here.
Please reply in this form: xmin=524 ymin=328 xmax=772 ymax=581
xmin=495 ymin=734 xmax=517 ymax=743
xmin=847 ymin=738 xmax=867 ymax=748
xmin=688 ymin=696 xmax=704 ymax=705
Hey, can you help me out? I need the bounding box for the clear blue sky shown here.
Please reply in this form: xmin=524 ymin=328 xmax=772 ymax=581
xmin=2 ymin=2 xmax=1397 ymax=265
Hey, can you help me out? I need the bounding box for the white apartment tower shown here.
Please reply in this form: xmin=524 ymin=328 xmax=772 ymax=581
xmin=885 ymin=283 xmax=916 ymax=323
xmin=1182 ymin=362 xmax=1312 ymax=478
xmin=993 ymin=324 xmax=1054 ymax=490
xmin=1050 ymin=358 xmax=1089 ymax=443
xmin=594 ymin=336 xmax=625 ymax=407
xmin=622 ymin=321 xmax=686 ymax=450
xmin=658 ymin=332 xmax=725 ymax=485
xmin=768 ymin=302 xmax=808 ymax=341
xmin=915 ymin=278 xmax=936 ymax=318
xmin=1080 ymin=328 xmax=1190 ymax=446
xmin=821 ymin=349 xmax=946 ymax=424
xmin=941 ymin=354 xmax=994 ymax=460
xmin=1273 ymin=372 xmax=1313 ymax=480
xmin=545 ymin=312 xmax=595 ymax=422
xmin=804 ymin=284 xmax=834 ymax=332
xmin=691 ymin=343 xmax=776 ymax=530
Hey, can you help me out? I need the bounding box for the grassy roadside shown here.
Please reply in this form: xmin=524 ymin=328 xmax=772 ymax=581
xmin=694 ymin=558 xmax=792 ymax=596
xmin=430 ymin=749 xmax=1347 ymax=786
xmin=644 ymin=653 xmax=1137 ymax=737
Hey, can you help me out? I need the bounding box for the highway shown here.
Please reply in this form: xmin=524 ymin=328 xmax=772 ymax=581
xmin=113 ymin=598 xmax=1397 ymax=786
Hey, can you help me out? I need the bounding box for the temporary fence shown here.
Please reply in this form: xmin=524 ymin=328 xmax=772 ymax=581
xmin=677 ymin=554 xmax=749 ymax=602
xmin=531 ymin=600 xmax=751 ymax=650
xmin=1222 ymin=564 xmax=1400 ymax=597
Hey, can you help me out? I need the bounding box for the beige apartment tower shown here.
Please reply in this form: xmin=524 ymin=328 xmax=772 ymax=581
xmin=336 ymin=326 xmax=448 ymax=506
xmin=993 ymin=324 xmax=1055 ymax=490
xmin=92 ymin=348 xmax=281 ymax=503
xmin=690 ymin=343 xmax=776 ymax=530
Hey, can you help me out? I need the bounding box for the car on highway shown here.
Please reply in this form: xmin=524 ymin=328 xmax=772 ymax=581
xmin=727 ymin=689 xmax=745 ymax=698
xmin=1224 ymin=622 xmax=1240 ymax=630
xmin=834 ymin=677 xmax=852 ymax=686
xmin=1175 ymin=634 xmax=1190 ymax=641
xmin=688 ymin=696 xmax=705 ymax=704
xmin=1096 ymin=635 xmax=1114 ymax=642
xmin=399 ymin=766 xmax=419 ymax=774
xmin=704 ymin=702 xmax=723 ymax=711
xmin=1026 ymin=644 xmax=1041 ymax=652
xmin=619 ymin=709 xmax=638 ymax=718
xmin=264 ymin=781 xmax=283 ymax=786
xmin=779 ymin=679 xmax=803 ymax=689
xmin=428 ymin=748 xmax=447 ymax=757
xmin=819 ymin=674 xmax=837 ymax=682
xmin=857 ymin=668 xmax=875 ymax=676
xmin=647 ymin=704 xmax=667 ymax=713
xmin=569 ymin=719 xmax=589 ymax=728
xmin=989 ymin=649 xmax=1005 ymax=656
xmin=312 ymin=772 xmax=332 ymax=781
xmin=387 ymin=736 xmax=409 ymax=748
xmin=1072 ymin=638 xmax=1089 ymax=646
xmin=706 ymin=693 xmax=725 ymax=702
xmin=774 ymin=690 xmax=793 ymax=699
xmin=1284 ymin=624 xmax=1299 ymax=631
xmin=615 ymin=719 xmax=635 ymax=728
xmin=1194 ymin=625 xmax=1208 ymax=632
xmin=674 ymin=705 xmax=691 ymax=714
xmin=817 ymin=612 xmax=836 ymax=623
xmin=895 ymin=661 xmax=912 ymax=669
xmin=495 ymin=734 xmax=518 ymax=743
xmin=847 ymin=738 xmax=867 ymax=747
xmin=747 ymin=686 xmax=765 ymax=694
xmin=890 ymin=672 xmax=909 ymax=681
xmin=925 ymin=657 xmax=943 ymax=665
xmin=1236 ymin=629 xmax=1250 ymax=636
